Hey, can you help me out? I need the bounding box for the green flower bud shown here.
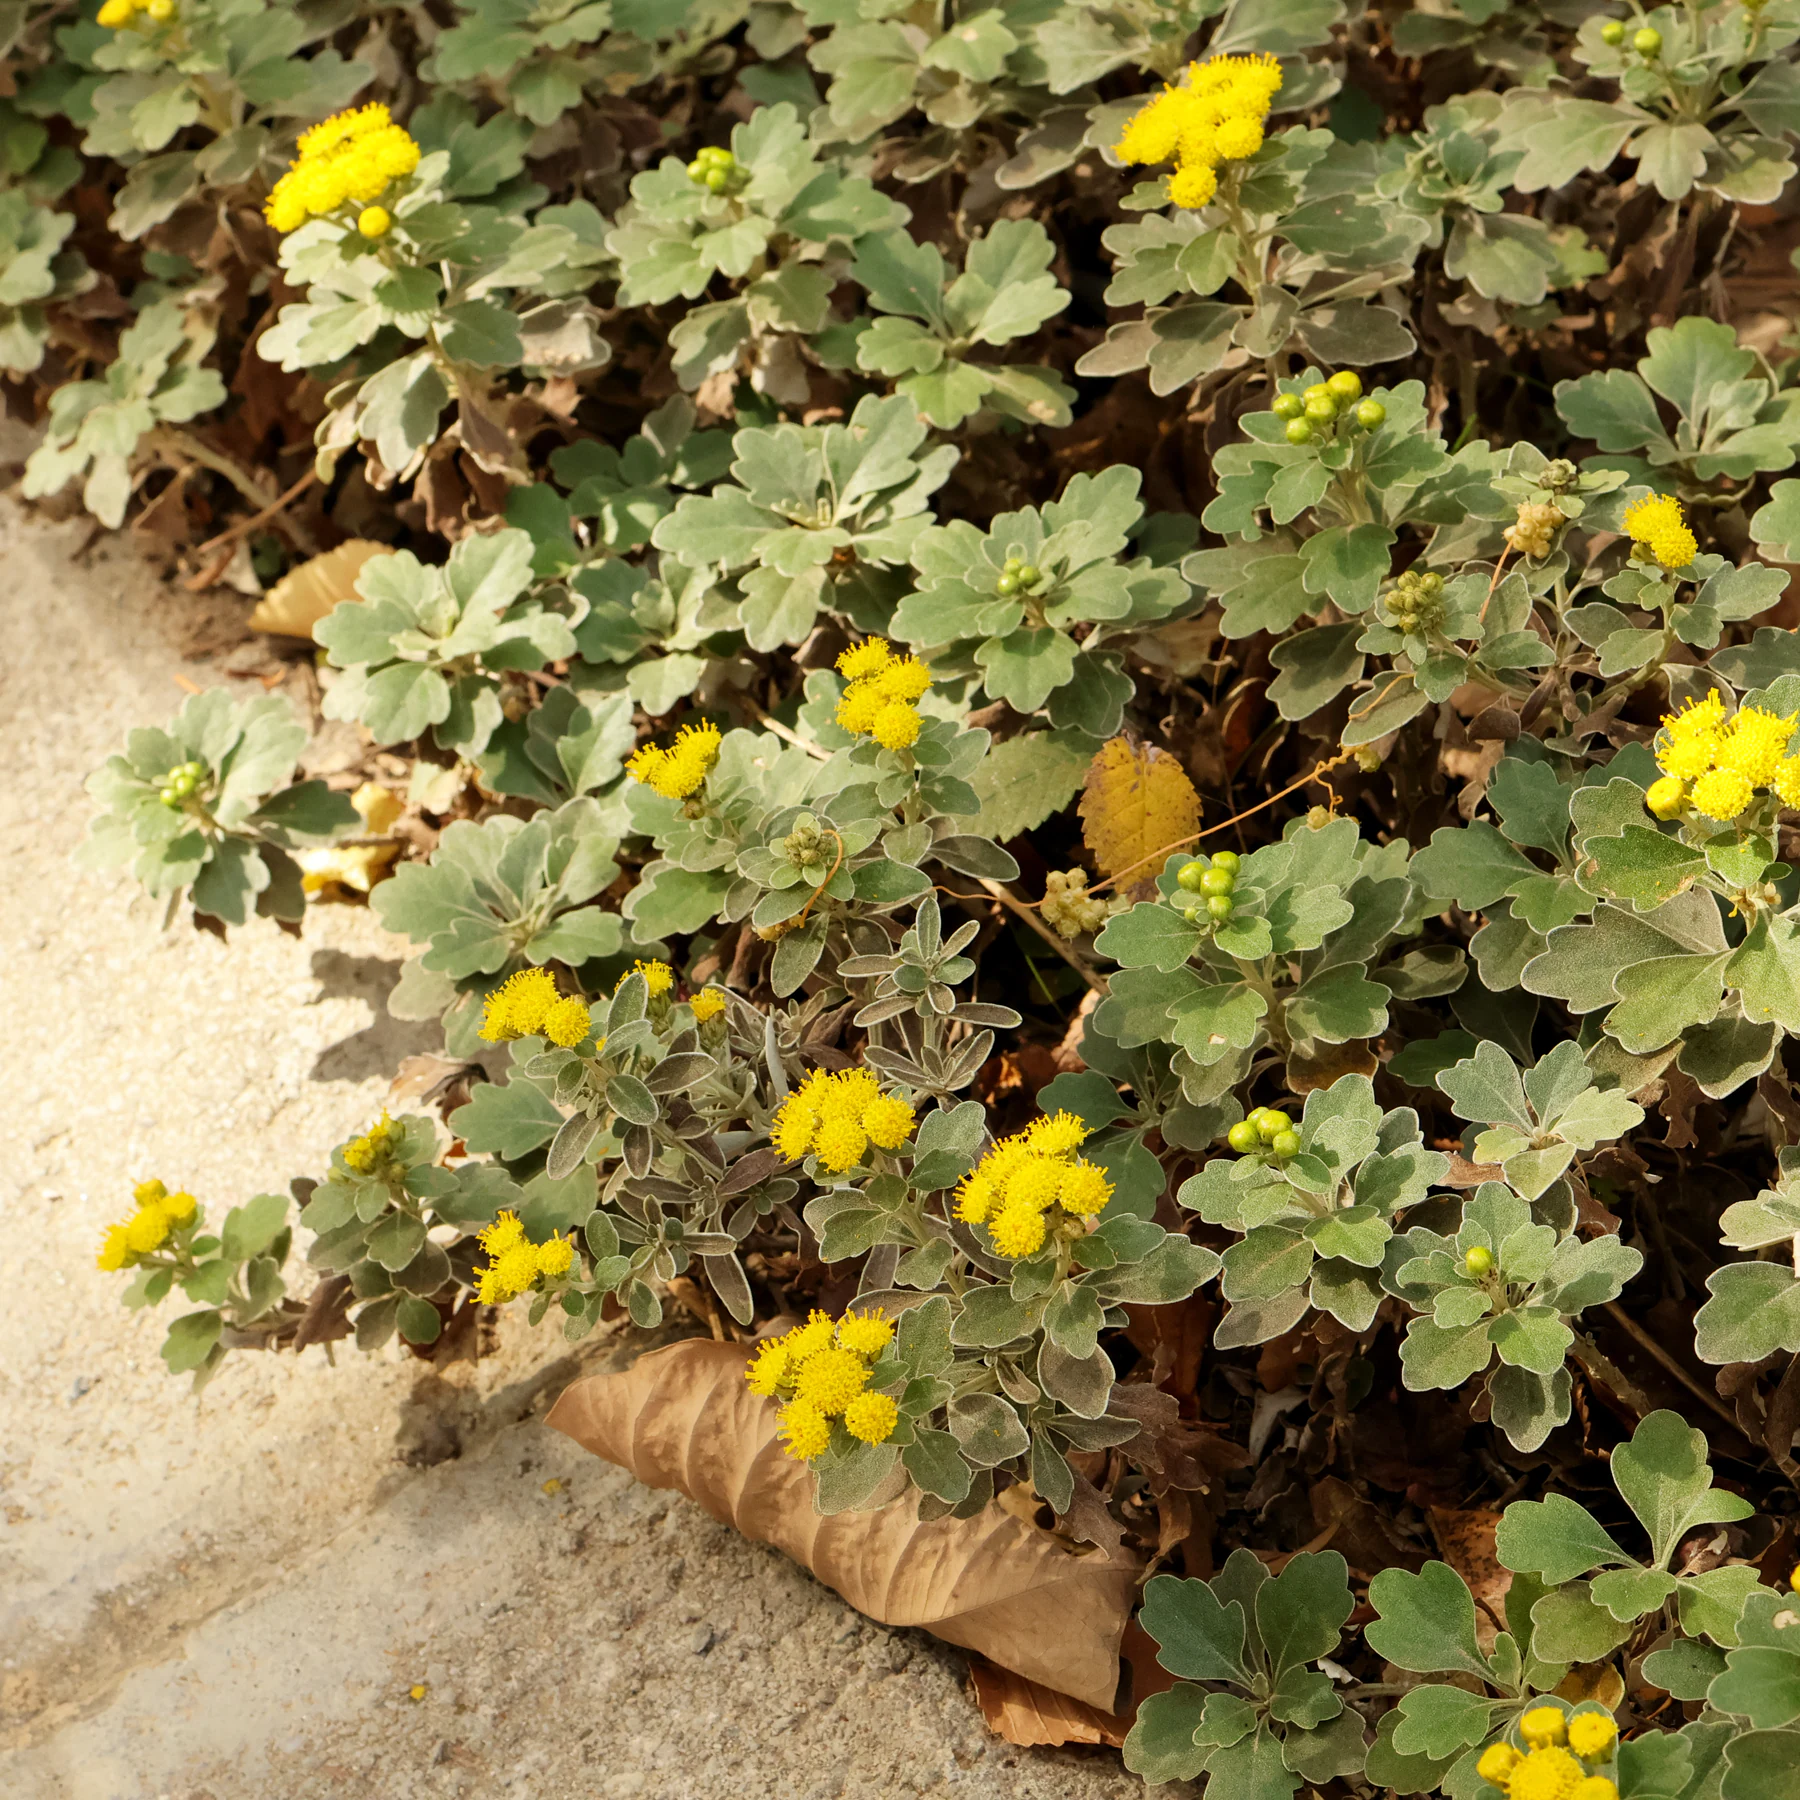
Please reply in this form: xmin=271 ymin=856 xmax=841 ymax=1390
xmin=1210 ymin=851 xmax=1240 ymax=873
xmin=1270 ymin=1129 xmax=1301 ymax=1161
xmin=1355 ymin=399 xmax=1386 ymax=429
xmin=1464 ymin=1244 xmax=1495 ymax=1278
xmin=1285 ymin=419 xmax=1314 ymax=446
xmin=1304 ymin=394 xmax=1338 ymax=423
xmin=995 ymin=572 xmax=1020 ymax=596
xmin=1252 ymin=1107 xmax=1291 ymax=1142
xmin=1199 ymin=866 xmax=1235 ymax=897
xmin=1016 ymin=564 xmax=1041 ymax=586
xmin=1177 ymin=860 xmax=1208 ymax=893
xmin=1326 ymin=370 xmax=1362 ymax=401
xmin=704 ymin=167 xmax=731 ymax=193
xmin=1600 ymin=19 xmax=1626 ymax=44
xmin=1227 ymin=1120 xmax=1262 ymax=1154
xmin=1271 ymin=392 xmax=1304 ymax=420
xmin=1633 ymin=25 xmax=1661 ymax=55
xmin=1206 ymin=894 xmax=1234 ymax=921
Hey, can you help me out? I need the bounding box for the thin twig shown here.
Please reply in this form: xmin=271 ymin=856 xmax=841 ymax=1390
xmin=1600 ymin=1302 xmax=1754 ymax=1441
xmin=190 ymin=466 xmax=318 ymax=559
xmin=156 ymin=427 xmax=319 ymax=555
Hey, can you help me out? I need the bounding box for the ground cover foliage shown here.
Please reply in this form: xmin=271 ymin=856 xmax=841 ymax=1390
xmin=26 ymin=0 xmax=1800 ymax=1789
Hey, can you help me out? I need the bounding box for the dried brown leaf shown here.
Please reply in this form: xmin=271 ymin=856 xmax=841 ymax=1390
xmin=969 ymin=1657 xmax=1128 ymax=1748
xmin=1078 ymin=737 xmax=1200 ymax=897
xmin=546 ymin=1340 xmax=1139 ymax=1707
xmin=248 ymin=539 xmax=393 ymax=639
xmin=1428 ymin=1506 xmax=1508 ymax=1649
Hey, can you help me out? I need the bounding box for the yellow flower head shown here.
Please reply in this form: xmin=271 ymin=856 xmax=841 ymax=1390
xmin=784 ymin=1309 xmax=838 ymax=1363
xmin=955 ymin=1169 xmax=997 ymax=1223
xmin=480 ymin=1210 xmax=525 ymax=1258
xmin=874 ymin=656 xmax=933 ymax=704
xmin=1718 ymin=705 xmax=1797 ymax=786
xmin=745 ymin=1339 xmax=791 ymax=1396
xmin=1507 ymin=1747 xmax=1585 ymax=1800
xmin=989 ymin=1200 xmax=1049 ymax=1259
xmin=126 ymin=1207 xmax=171 ymax=1255
xmin=1565 ymin=1714 xmax=1618 ymax=1761
xmin=1116 ymin=53 xmax=1280 ymax=209
xmin=1519 ymin=1708 xmax=1569 ymax=1750
xmin=493 ymin=1240 xmax=541 ymax=1299
xmin=870 ymin=701 xmax=922 ymax=751
xmin=1690 ymin=765 xmax=1754 ymax=821
xmin=96 ymin=1223 xmax=133 ymax=1271
xmin=793 ymin=1346 xmax=869 ymax=1416
xmin=1478 ymin=1744 xmax=1521 ymax=1788
xmin=843 ymin=1391 xmax=899 ymax=1444
xmin=542 ymin=996 xmax=592 ymax=1048
xmin=357 ymin=205 xmax=391 ymax=239
xmin=1168 ymin=164 xmax=1218 ymax=209
xmin=1623 ymin=494 xmax=1697 ymax=570
xmin=265 ymin=103 xmax=421 ymax=235
xmin=134 ymin=1177 xmax=169 ymax=1208
xmin=535 ymin=1234 xmax=574 ymax=1278
xmin=1571 ymin=1781 xmax=1617 ymax=1800
xmin=627 ymin=721 xmax=721 ymax=800
xmin=97 ymin=0 xmax=135 ymax=25
xmin=837 ymin=638 xmax=894 ymax=681
xmin=862 ymin=1093 xmax=916 ymax=1149
xmin=341 ymin=1110 xmax=399 ymax=1175
xmin=1004 ymin=1155 xmax=1066 ymax=1214
xmin=157 ymin=1186 xmax=198 ymax=1222
xmin=773 ymin=1092 xmax=820 ymax=1161
xmin=1658 ymin=732 xmax=1718 ymax=782
xmin=1027 ymin=1111 xmax=1089 ymax=1154
xmin=691 ymin=987 xmax=727 ymax=1024
xmin=835 ymin=682 xmax=887 ymax=735
xmin=1777 ymin=757 xmax=1800 ymax=811
xmin=814 ymin=1113 xmax=869 ymax=1174
xmin=622 ymin=959 xmax=674 ymax=998
xmin=779 ymin=1398 xmax=833 ymax=1460
xmin=479 ymin=967 xmax=561 ymax=1042
xmin=1058 ymin=1160 xmax=1114 ymax=1218
xmin=835 ymin=1309 xmax=895 ymax=1357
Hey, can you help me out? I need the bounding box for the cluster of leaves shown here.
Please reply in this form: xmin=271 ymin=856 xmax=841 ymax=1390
xmin=42 ymin=0 xmax=1800 ymax=1789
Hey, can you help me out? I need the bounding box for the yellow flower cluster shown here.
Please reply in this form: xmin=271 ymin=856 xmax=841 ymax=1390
xmin=620 ymin=958 xmax=674 ymax=998
xmin=691 ymin=987 xmax=727 ymax=1023
xmin=96 ymin=1179 xmax=198 ymax=1271
xmin=744 ymin=1308 xmax=900 ymax=1460
xmin=626 ymin=721 xmax=721 ymax=800
xmin=771 ymin=1069 xmax=917 ymax=1172
xmin=474 ymin=1211 xmax=575 ymax=1305
xmin=264 ymin=104 xmax=421 ymax=236
xmin=954 ymin=1112 xmax=1112 ymax=1260
xmin=1115 ymin=54 xmax=1284 ymax=209
xmin=478 ymin=967 xmax=593 ymax=1047
xmin=1623 ymin=493 xmax=1698 ymax=571
xmin=98 ymin=0 xmax=174 ymax=28
xmin=1644 ymin=692 xmax=1800 ymax=823
xmin=834 ymin=638 xmax=932 ymax=751
xmin=1476 ymin=1707 xmax=1619 ymax=1800
xmin=341 ymin=1108 xmax=400 ymax=1175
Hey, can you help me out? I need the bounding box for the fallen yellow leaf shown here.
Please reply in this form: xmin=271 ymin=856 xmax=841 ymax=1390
xmin=298 ymin=843 xmax=400 ymax=896
xmin=1078 ymin=738 xmax=1200 ymax=897
xmin=249 ymin=539 xmax=394 ymax=640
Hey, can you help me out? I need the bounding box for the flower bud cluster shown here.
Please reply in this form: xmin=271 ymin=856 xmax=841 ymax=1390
xmin=1271 ymin=370 xmax=1385 ymax=445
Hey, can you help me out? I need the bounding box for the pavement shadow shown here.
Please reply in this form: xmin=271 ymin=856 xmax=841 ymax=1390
xmin=308 ymin=948 xmax=443 ymax=1083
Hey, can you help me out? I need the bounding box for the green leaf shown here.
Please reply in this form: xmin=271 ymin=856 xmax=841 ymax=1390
xmin=161 ymin=1308 xmax=223 ymax=1374
xmin=1612 ymin=1410 xmax=1754 ymax=1569
xmin=452 ymin=1074 xmax=564 ymax=1157
xmin=1123 ymin=1683 xmax=1210 ymax=1783
xmin=1140 ymin=1570 xmax=1252 ymax=1685
xmin=1584 ymin=827 xmax=1707 ymax=910
xmin=1366 ymin=1562 xmax=1492 ymax=1678
xmin=220 ymin=1192 xmax=289 ymax=1262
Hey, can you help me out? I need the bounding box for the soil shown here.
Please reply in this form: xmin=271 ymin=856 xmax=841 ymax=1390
xmin=0 ymin=489 xmax=1178 ymax=1800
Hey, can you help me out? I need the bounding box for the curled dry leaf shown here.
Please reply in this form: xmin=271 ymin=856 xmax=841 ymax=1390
xmin=248 ymin=538 xmax=394 ymax=639
xmin=968 ymin=1657 xmax=1128 ymax=1749
xmin=1428 ymin=1505 xmax=1508 ymax=1650
xmin=545 ymin=1339 xmax=1139 ymax=1708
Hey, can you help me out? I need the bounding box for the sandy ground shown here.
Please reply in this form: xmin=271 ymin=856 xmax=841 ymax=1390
xmin=0 ymin=497 xmax=1170 ymax=1800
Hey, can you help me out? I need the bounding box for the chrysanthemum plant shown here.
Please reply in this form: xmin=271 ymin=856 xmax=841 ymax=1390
xmin=49 ymin=0 xmax=1800 ymax=1787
